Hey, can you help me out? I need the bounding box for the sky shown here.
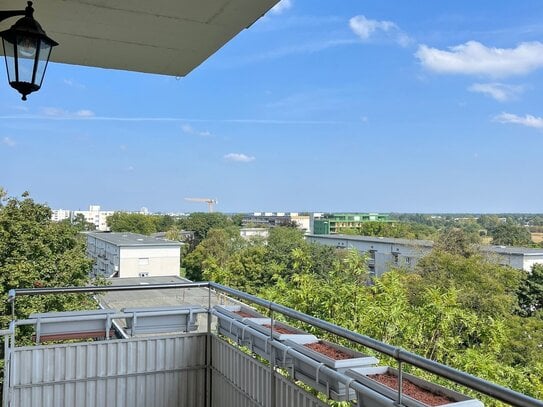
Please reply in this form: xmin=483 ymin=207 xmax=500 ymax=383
xmin=1 ymin=0 xmax=543 ymax=213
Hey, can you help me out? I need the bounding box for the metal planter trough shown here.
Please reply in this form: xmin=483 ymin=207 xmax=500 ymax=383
xmin=30 ymin=309 xmax=117 ymax=342
xmin=283 ymin=338 xmax=379 ymax=401
xmin=214 ymin=304 xmax=266 ymax=342
xmin=347 ymin=366 xmax=484 ymax=407
xmin=122 ymin=305 xmax=202 ymax=336
xmin=243 ymin=318 xmax=317 ymax=341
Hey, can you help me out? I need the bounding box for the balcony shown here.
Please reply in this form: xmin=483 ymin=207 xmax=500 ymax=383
xmin=1 ymin=282 xmax=541 ymax=407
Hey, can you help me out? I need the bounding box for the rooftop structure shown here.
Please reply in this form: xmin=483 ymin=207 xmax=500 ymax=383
xmin=86 ymin=232 xmax=182 ymax=278
xmin=313 ymin=213 xmax=390 ymax=235
xmin=2 ymin=282 xmax=541 ymax=407
xmin=307 ymin=233 xmax=543 ymax=274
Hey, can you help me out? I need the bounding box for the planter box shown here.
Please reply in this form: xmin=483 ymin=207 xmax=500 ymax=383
xmin=214 ymin=304 xmax=266 ymax=343
xmin=122 ymin=306 xmax=200 ymax=336
xmin=243 ymin=319 xmax=315 ymax=341
xmin=30 ymin=309 xmax=117 ymax=342
xmin=214 ymin=304 xmax=264 ymax=320
xmin=347 ymin=366 xmax=484 ymax=407
xmin=283 ymin=338 xmax=379 ymax=401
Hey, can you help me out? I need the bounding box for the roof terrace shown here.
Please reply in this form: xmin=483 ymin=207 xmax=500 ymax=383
xmin=2 ymin=282 xmax=542 ymax=407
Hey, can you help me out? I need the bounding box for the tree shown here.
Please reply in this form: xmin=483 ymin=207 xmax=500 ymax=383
xmin=178 ymin=212 xmax=232 ymax=242
xmin=517 ymin=264 xmax=543 ymax=316
xmin=434 ymin=228 xmax=479 ymax=258
xmin=107 ymin=212 xmax=157 ymax=235
xmin=491 ymin=222 xmax=533 ymax=246
xmin=62 ymin=213 xmax=96 ymax=231
xmin=0 ymin=191 xmax=96 ymax=326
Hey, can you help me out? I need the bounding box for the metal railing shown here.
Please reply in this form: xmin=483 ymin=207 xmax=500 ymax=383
xmin=5 ymin=282 xmax=543 ymax=407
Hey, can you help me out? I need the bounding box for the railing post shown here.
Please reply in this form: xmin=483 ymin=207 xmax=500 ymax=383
xmin=206 ymin=284 xmax=212 ymax=407
xmin=397 ymin=359 xmax=404 ymax=406
xmin=269 ymin=307 xmax=276 ymax=407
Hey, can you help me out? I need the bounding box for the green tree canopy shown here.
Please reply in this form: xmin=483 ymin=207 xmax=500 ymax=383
xmin=491 ymin=221 xmax=533 ymax=246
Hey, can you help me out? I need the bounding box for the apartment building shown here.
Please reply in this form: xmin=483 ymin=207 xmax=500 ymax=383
xmin=86 ymin=232 xmax=181 ymax=278
xmin=307 ymin=234 xmax=543 ymax=275
xmin=52 ymin=205 xmax=114 ymax=231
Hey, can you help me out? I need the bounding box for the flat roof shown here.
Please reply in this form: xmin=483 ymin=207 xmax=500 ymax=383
xmin=87 ymin=232 xmax=181 ymax=247
xmin=307 ymin=234 xmax=543 ymax=256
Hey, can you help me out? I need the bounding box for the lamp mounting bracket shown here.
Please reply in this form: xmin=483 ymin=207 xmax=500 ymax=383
xmin=0 ymin=1 xmax=33 ymax=24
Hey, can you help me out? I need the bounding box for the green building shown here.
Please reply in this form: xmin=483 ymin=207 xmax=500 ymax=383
xmin=313 ymin=213 xmax=389 ymax=234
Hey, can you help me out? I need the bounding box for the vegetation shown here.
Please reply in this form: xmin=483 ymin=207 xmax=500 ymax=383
xmin=183 ymin=223 xmax=543 ymax=404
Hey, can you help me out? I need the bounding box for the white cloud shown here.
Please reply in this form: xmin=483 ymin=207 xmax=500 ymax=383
xmin=493 ymin=112 xmax=543 ymax=129
xmin=224 ymin=153 xmax=256 ymax=163
xmin=416 ymin=41 xmax=543 ymax=77
xmin=63 ymin=79 xmax=85 ymax=89
xmin=181 ymin=123 xmax=212 ymax=137
xmin=41 ymin=107 xmax=95 ymax=118
xmin=468 ymin=83 xmax=524 ymax=102
xmin=2 ymin=137 xmax=15 ymax=147
xmin=75 ymin=109 xmax=95 ymax=117
xmin=270 ymin=0 xmax=292 ymax=15
xmin=349 ymin=15 xmax=412 ymax=47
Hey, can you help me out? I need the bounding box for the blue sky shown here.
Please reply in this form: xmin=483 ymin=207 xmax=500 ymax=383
xmin=1 ymin=0 xmax=543 ymax=213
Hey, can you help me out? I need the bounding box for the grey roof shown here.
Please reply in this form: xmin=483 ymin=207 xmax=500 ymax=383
xmin=87 ymin=232 xmax=181 ymax=247
xmin=307 ymin=234 xmax=543 ymax=256
xmin=307 ymin=234 xmax=434 ymax=248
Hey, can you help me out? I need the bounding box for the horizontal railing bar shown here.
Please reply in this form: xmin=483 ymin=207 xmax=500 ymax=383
xmin=8 ymin=281 xmax=543 ymax=407
xmin=209 ymin=282 xmax=543 ymax=407
xmin=10 ymin=282 xmax=210 ymax=297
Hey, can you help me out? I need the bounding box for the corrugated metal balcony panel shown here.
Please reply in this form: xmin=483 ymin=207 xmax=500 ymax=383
xmin=10 ymin=334 xmax=206 ymax=407
xmin=211 ymin=336 xmax=327 ymax=407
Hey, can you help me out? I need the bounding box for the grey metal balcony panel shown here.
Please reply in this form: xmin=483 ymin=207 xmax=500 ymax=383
xmin=9 ymin=334 xmax=206 ymax=407
xmin=211 ymin=336 xmax=327 ymax=407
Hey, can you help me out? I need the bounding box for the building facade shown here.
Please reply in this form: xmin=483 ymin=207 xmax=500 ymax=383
xmin=307 ymin=234 xmax=543 ymax=275
xmin=52 ymin=205 xmax=114 ymax=231
xmin=86 ymin=232 xmax=182 ymax=278
xmin=312 ymin=213 xmax=390 ymax=235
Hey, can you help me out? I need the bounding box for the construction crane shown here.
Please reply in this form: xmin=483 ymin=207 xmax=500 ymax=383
xmin=184 ymin=197 xmax=218 ymax=213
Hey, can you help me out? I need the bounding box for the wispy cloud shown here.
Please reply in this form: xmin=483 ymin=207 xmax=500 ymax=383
xmin=468 ymin=83 xmax=524 ymax=102
xmin=270 ymin=0 xmax=292 ymax=15
xmin=224 ymin=153 xmax=256 ymax=163
xmin=493 ymin=112 xmax=543 ymax=129
xmin=2 ymin=137 xmax=15 ymax=147
xmin=234 ymin=38 xmax=356 ymax=65
xmin=349 ymin=15 xmax=412 ymax=47
xmin=416 ymin=41 xmax=543 ymax=77
xmin=181 ymin=123 xmax=212 ymax=137
xmin=63 ymin=79 xmax=85 ymax=89
xmin=41 ymin=107 xmax=95 ymax=118
xmin=0 ymin=115 xmax=353 ymax=125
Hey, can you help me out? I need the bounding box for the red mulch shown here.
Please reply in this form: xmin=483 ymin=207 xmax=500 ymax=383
xmin=262 ymin=324 xmax=297 ymax=334
xmin=234 ymin=310 xmax=255 ymax=318
xmin=368 ymin=373 xmax=455 ymax=406
xmin=304 ymin=341 xmax=352 ymax=360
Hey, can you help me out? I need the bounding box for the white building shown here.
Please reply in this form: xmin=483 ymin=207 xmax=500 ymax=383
xmin=51 ymin=205 xmax=114 ymax=231
xmin=86 ymin=232 xmax=182 ymax=278
xmin=307 ymin=234 xmax=543 ymax=276
xmin=240 ymin=228 xmax=269 ymax=239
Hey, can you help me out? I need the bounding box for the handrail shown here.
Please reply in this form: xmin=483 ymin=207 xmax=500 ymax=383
xmin=7 ymin=282 xmax=543 ymax=407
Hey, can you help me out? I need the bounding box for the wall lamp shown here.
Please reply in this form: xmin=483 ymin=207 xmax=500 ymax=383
xmin=0 ymin=1 xmax=58 ymax=100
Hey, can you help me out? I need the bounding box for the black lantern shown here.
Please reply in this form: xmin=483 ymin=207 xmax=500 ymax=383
xmin=0 ymin=1 xmax=58 ymax=100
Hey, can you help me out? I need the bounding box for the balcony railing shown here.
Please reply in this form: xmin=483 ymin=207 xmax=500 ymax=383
xmin=2 ymin=282 xmax=542 ymax=407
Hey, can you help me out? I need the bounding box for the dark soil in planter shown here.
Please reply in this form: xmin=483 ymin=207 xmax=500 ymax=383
xmin=304 ymin=341 xmax=352 ymax=360
xmin=263 ymin=324 xmax=297 ymax=334
xmin=234 ymin=311 xmax=255 ymax=318
xmin=368 ymin=373 xmax=455 ymax=406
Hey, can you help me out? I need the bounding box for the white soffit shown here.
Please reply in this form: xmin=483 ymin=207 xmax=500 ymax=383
xmin=0 ymin=0 xmax=279 ymax=76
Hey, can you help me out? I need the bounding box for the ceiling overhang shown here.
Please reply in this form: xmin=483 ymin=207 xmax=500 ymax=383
xmin=0 ymin=0 xmax=279 ymax=76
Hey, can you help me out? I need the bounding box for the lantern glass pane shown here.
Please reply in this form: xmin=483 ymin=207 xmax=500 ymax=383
xmin=2 ymin=38 xmax=16 ymax=83
xmin=16 ymin=35 xmax=38 ymax=84
xmin=35 ymin=40 xmax=52 ymax=87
